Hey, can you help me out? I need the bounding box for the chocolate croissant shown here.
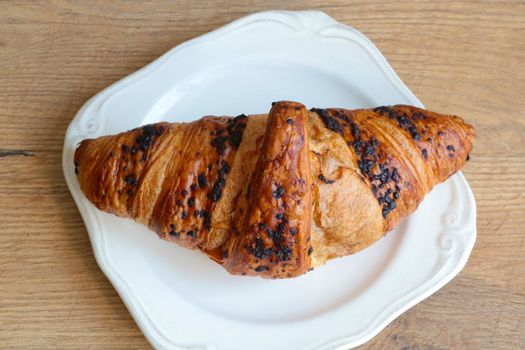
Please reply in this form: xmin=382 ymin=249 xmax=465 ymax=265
xmin=74 ymin=101 xmax=475 ymax=278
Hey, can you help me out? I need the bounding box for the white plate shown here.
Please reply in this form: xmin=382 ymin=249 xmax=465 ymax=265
xmin=62 ymin=10 xmax=476 ymax=350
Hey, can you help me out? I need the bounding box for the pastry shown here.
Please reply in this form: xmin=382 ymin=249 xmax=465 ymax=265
xmin=74 ymin=101 xmax=475 ymax=278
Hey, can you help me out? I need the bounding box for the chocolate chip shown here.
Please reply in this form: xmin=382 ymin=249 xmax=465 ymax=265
xmin=219 ymin=160 xmax=231 ymax=176
xmin=351 ymin=123 xmax=360 ymax=140
xmin=318 ymin=174 xmax=335 ymax=184
xmin=227 ymin=115 xmax=247 ymax=148
xmin=312 ymin=108 xmax=343 ymax=133
xmin=379 ymin=168 xmax=390 ymax=184
xmin=155 ymin=126 xmax=164 ymax=136
xmin=373 ymin=106 xmax=391 ymax=114
xmin=143 ymin=124 xmax=155 ymax=136
xmin=275 ymin=246 xmax=292 ymax=261
xmin=198 ymin=173 xmax=207 ymax=188
xmin=208 ymin=177 xmax=226 ymax=202
xmin=211 ymin=135 xmax=228 ymax=155
xmin=391 ymin=168 xmax=400 ymax=183
xmin=266 ymin=228 xmax=276 ymax=240
xmin=202 ymin=211 xmax=211 ymax=230
xmin=253 ymin=237 xmax=271 ymax=259
xmin=255 ymin=265 xmax=269 ymax=272
xmin=272 ymin=186 xmax=285 ymax=199
xmin=124 ymin=174 xmax=137 ymax=186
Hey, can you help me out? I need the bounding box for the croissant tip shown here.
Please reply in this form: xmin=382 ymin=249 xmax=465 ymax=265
xmin=74 ymin=139 xmax=94 ymax=173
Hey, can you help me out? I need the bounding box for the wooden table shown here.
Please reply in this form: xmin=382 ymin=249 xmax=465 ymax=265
xmin=2 ymin=1 xmax=524 ymax=349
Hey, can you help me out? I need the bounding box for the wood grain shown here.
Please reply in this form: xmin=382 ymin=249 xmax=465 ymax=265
xmin=1 ymin=1 xmax=524 ymax=349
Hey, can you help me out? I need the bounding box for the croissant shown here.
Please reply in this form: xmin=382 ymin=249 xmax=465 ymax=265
xmin=74 ymin=101 xmax=475 ymax=278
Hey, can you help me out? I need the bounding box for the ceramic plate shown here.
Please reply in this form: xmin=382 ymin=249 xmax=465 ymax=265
xmin=62 ymin=10 xmax=476 ymax=350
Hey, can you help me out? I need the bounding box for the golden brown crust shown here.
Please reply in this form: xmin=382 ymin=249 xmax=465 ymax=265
xmin=307 ymin=105 xmax=475 ymax=265
xmin=74 ymin=115 xmax=249 ymax=252
xmin=74 ymin=122 xmax=173 ymax=219
xmin=74 ymin=101 xmax=475 ymax=278
xmin=222 ymin=101 xmax=312 ymax=278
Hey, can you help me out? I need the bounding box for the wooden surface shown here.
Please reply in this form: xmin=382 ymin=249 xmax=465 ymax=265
xmin=1 ymin=1 xmax=524 ymax=349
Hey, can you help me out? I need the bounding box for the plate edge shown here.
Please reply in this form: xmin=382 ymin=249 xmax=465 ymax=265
xmin=61 ymin=10 xmax=477 ymax=350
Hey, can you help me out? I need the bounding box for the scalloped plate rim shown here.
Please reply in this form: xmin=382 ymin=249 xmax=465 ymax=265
xmin=62 ymin=10 xmax=477 ymax=350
